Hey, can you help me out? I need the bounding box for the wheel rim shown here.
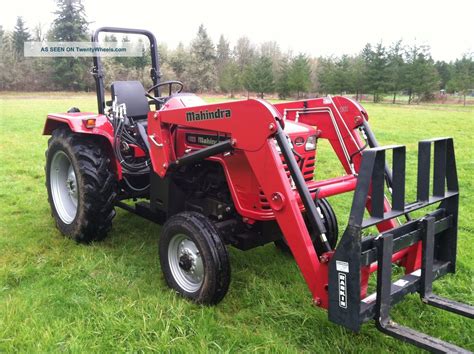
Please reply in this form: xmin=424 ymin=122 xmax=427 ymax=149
xmin=50 ymin=150 xmax=78 ymax=224
xmin=168 ymin=233 xmax=204 ymax=293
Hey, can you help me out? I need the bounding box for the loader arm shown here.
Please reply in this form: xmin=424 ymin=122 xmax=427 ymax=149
xmin=275 ymin=96 xmax=367 ymax=175
xmin=147 ymin=99 xmax=331 ymax=306
xmin=274 ymin=96 xmax=397 ymax=229
xmin=275 ymin=96 xmax=434 ymax=298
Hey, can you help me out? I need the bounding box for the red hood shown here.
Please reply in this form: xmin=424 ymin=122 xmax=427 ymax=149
xmin=283 ymin=120 xmax=316 ymax=136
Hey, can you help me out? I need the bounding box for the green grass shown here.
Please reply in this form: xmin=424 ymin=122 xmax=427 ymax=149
xmin=0 ymin=93 xmax=473 ymax=352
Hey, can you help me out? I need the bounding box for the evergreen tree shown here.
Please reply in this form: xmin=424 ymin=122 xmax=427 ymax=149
xmin=50 ymin=0 xmax=90 ymax=91
xmin=350 ymin=55 xmax=367 ymax=100
xmin=216 ymin=35 xmax=230 ymax=70
xmin=362 ymin=42 xmax=388 ymax=102
xmin=50 ymin=0 xmax=88 ymax=41
xmin=0 ymin=30 xmax=14 ymax=90
xmin=260 ymin=41 xmax=282 ymax=79
xmin=131 ymin=38 xmax=150 ymax=82
xmin=219 ymin=60 xmax=241 ymax=97
xmin=334 ymin=55 xmax=354 ymax=94
xmin=435 ymin=60 xmax=452 ymax=90
xmin=234 ymin=36 xmax=255 ymax=71
xmin=169 ymin=42 xmax=189 ymax=83
xmin=12 ymin=17 xmax=30 ymax=59
xmin=187 ymin=25 xmax=216 ymax=92
xmin=449 ymin=55 xmax=474 ymax=106
xmin=216 ymin=35 xmax=231 ymax=89
xmin=248 ymin=55 xmax=274 ymax=98
xmin=242 ymin=66 xmax=254 ymax=98
xmin=317 ymin=57 xmax=336 ymax=94
xmin=233 ymin=36 xmax=255 ymax=95
xmin=133 ymin=39 xmax=149 ymax=70
xmin=114 ymin=35 xmax=135 ymax=68
xmin=289 ymin=54 xmax=311 ymax=98
xmin=387 ymin=40 xmax=405 ymax=103
xmin=158 ymin=43 xmax=169 ymax=64
xmin=404 ymin=44 xmax=439 ymax=103
xmin=276 ymin=55 xmax=292 ymax=99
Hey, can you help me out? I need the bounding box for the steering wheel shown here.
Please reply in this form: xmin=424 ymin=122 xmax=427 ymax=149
xmin=146 ymin=80 xmax=184 ymax=105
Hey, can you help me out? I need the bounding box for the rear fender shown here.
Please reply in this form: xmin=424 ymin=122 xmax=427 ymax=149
xmin=43 ymin=113 xmax=123 ymax=179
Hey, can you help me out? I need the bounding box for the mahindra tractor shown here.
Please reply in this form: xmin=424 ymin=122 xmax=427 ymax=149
xmin=43 ymin=27 xmax=473 ymax=352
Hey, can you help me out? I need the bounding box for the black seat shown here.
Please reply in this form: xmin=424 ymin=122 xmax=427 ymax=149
xmin=110 ymin=81 xmax=149 ymax=120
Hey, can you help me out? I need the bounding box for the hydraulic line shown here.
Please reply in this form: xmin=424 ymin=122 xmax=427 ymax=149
xmin=111 ymin=109 xmax=151 ymax=175
xmin=275 ymin=122 xmax=332 ymax=254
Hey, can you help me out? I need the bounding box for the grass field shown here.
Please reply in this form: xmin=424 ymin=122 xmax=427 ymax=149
xmin=0 ymin=93 xmax=473 ymax=352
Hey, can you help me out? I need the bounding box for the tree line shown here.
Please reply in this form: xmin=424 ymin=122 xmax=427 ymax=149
xmin=1 ymin=0 xmax=473 ymax=105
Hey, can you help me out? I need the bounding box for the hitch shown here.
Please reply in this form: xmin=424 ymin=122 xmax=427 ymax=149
xmin=328 ymin=137 xmax=473 ymax=352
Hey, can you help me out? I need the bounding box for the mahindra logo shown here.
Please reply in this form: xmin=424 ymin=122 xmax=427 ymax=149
xmin=186 ymin=108 xmax=232 ymax=122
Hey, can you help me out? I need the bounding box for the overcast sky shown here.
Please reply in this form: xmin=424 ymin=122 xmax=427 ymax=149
xmin=1 ymin=0 xmax=473 ymax=61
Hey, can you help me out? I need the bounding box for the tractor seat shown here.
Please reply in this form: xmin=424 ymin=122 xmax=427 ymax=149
xmin=110 ymin=81 xmax=149 ymax=120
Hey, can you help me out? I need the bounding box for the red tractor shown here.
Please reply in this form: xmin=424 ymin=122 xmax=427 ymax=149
xmin=43 ymin=27 xmax=473 ymax=351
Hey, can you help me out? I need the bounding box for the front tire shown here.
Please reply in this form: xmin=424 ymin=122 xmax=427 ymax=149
xmin=159 ymin=212 xmax=230 ymax=305
xmin=45 ymin=128 xmax=117 ymax=243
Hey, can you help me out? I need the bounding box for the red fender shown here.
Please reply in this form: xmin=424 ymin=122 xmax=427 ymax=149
xmin=43 ymin=112 xmax=123 ymax=179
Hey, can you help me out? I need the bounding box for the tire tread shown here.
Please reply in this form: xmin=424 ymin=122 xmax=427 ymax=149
xmin=45 ymin=128 xmax=117 ymax=243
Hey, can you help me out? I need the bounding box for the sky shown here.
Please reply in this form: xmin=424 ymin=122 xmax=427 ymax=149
xmin=1 ymin=0 xmax=473 ymax=61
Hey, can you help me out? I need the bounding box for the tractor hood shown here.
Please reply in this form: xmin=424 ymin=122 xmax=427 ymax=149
xmin=283 ymin=120 xmax=317 ymax=136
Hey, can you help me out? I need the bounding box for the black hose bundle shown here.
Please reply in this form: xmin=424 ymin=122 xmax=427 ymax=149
xmin=110 ymin=112 xmax=151 ymax=176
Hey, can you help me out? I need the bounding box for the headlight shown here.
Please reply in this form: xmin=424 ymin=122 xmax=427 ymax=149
xmin=305 ymin=135 xmax=317 ymax=151
xmin=294 ymin=136 xmax=305 ymax=147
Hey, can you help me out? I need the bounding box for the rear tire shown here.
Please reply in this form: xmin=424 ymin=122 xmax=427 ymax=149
xmin=45 ymin=128 xmax=117 ymax=243
xmin=275 ymin=198 xmax=338 ymax=255
xmin=159 ymin=212 xmax=230 ymax=305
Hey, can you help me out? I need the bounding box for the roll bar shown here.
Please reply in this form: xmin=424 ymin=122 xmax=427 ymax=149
xmin=91 ymin=27 xmax=161 ymax=114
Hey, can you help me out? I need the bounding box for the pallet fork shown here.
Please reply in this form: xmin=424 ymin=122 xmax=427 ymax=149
xmin=327 ymin=138 xmax=473 ymax=352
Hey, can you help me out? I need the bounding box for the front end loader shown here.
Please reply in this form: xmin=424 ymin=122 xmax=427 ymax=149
xmin=43 ymin=27 xmax=473 ymax=352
